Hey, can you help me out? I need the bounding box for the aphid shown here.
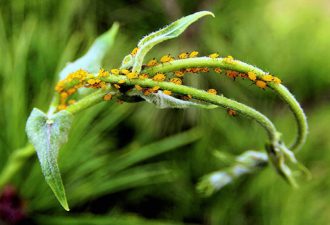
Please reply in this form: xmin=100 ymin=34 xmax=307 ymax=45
xmin=209 ymin=53 xmax=219 ymax=59
xmin=126 ymin=72 xmax=138 ymax=79
xmin=200 ymin=67 xmax=209 ymax=73
xmin=131 ymin=47 xmax=139 ymax=56
xmin=111 ymin=69 xmax=120 ymax=75
xmin=153 ymin=73 xmax=166 ymax=81
xmin=98 ymin=69 xmax=109 ymax=77
xmin=67 ymin=88 xmax=76 ymax=95
xmin=163 ymin=90 xmax=172 ymax=95
xmin=189 ymin=51 xmax=199 ymax=58
xmin=60 ymin=92 xmax=68 ymax=99
xmin=68 ymin=99 xmax=76 ymax=105
xmin=272 ymin=76 xmax=282 ymax=84
xmin=114 ymin=84 xmax=121 ymax=89
xmin=152 ymin=86 xmax=160 ymax=92
xmin=118 ymin=80 xmax=125 ymax=84
xmin=160 ymin=54 xmax=174 ymax=63
xmin=143 ymin=89 xmax=152 ymax=96
xmin=103 ymin=94 xmax=112 ymax=101
xmin=226 ymin=70 xmax=239 ymax=80
xmin=57 ymin=104 xmax=67 ymax=111
xmin=87 ymin=79 xmax=96 ymax=85
xmin=247 ymin=71 xmax=257 ymax=81
xmin=120 ymin=69 xmax=130 ymax=75
xmin=178 ymin=52 xmax=189 ymax=59
xmin=181 ymin=94 xmax=192 ymax=100
xmin=174 ymin=70 xmax=185 ymax=77
xmin=139 ymin=73 xmax=149 ymax=79
xmin=147 ymin=58 xmax=158 ymax=67
xmin=227 ymin=108 xmax=237 ymax=117
xmin=207 ymin=89 xmax=217 ymax=95
xmin=214 ymin=68 xmax=222 ymax=73
xmin=239 ymin=73 xmax=248 ymax=79
xmin=261 ymin=74 xmax=274 ymax=82
xmin=135 ymin=85 xmax=143 ymax=91
xmin=255 ymin=80 xmax=267 ymax=89
xmin=224 ymin=55 xmax=234 ymax=64
xmin=170 ymin=77 xmax=182 ymax=85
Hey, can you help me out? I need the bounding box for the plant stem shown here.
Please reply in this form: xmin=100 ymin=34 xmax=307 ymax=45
xmin=143 ymin=57 xmax=308 ymax=151
xmin=0 ymin=144 xmax=35 ymax=189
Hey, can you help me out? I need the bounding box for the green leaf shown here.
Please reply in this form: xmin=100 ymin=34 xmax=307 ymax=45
xmin=121 ymin=11 xmax=214 ymax=72
xmin=59 ymin=22 xmax=119 ymax=80
xmin=25 ymin=108 xmax=73 ymax=211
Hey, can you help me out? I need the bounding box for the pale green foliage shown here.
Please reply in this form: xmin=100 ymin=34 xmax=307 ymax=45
xmin=26 ymin=108 xmax=73 ymax=211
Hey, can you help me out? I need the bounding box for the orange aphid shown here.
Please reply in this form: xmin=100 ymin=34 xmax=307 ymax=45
xmin=57 ymin=104 xmax=67 ymax=111
xmin=227 ymin=108 xmax=237 ymax=116
xmin=209 ymin=53 xmax=219 ymax=59
xmin=174 ymin=70 xmax=185 ymax=77
xmin=178 ymin=52 xmax=189 ymax=59
xmin=226 ymin=70 xmax=239 ymax=79
xmin=163 ymin=90 xmax=172 ymax=95
xmin=103 ymin=93 xmax=112 ymax=101
xmin=214 ymin=68 xmax=222 ymax=73
xmin=170 ymin=77 xmax=182 ymax=85
xmin=131 ymin=47 xmax=139 ymax=56
xmin=247 ymin=71 xmax=257 ymax=81
xmin=68 ymin=99 xmax=76 ymax=105
xmin=200 ymin=67 xmax=210 ymax=73
xmin=239 ymin=73 xmax=248 ymax=79
xmin=114 ymin=84 xmax=121 ymax=89
xmin=60 ymin=92 xmax=68 ymax=99
xmin=67 ymin=88 xmax=76 ymax=95
xmin=139 ymin=73 xmax=149 ymax=79
xmin=135 ymin=85 xmax=143 ymax=91
xmin=152 ymin=86 xmax=160 ymax=92
xmin=160 ymin=54 xmax=174 ymax=63
xmin=207 ymin=89 xmax=217 ymax=95
xmin=181 ymin=94 xmax=192 ymax=100
xmin=153 ymin=73 xmax=166 ymax=81
xmin=256 ymin=80 xmax=267 ymax=89
xmin=189 ymin=51 xmax=199 ymax=58
xmin=147 ymin=58 xmax=158 ymax=67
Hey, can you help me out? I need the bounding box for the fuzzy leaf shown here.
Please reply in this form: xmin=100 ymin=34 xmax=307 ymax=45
xmin=129 ymin=90 xmax=218 ymax=109
xmin=59 ymin=22 xmax=119 ymax=80
xmin=121 ymin=11 xmax=214 ymax=72
xmin=26 ymin=108 xmax=73 ymax=211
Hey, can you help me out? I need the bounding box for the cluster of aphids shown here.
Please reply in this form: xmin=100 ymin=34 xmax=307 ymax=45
xmin=54 ymin=47 xmax=282 ymax=114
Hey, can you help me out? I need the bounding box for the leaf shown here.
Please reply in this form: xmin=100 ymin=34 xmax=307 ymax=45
xmin=26 ymin=108 xmax=73 ymax=211
xmin=120 ymin=11 xmax=214 ymax=72
xmin=129 ymin=90 xmax=218 ymax=109
xmin=59 ymin=22 xmax=119 ymax=80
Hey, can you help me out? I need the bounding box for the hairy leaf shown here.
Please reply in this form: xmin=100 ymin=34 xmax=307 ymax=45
xmin=26 ymin=108 xmax=73 ymax=211
xmin=120 ymin=11 xmax=214 ymax=72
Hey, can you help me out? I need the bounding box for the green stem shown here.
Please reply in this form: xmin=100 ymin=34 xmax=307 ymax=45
xmin=143 ymin=57 xmax=308 ymax=151
xmin=0 ymin=144 xmax=35 ymax=189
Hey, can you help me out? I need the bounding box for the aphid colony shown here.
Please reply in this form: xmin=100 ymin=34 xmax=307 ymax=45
xmin=54 ymin=49 xmax=282 ymax=111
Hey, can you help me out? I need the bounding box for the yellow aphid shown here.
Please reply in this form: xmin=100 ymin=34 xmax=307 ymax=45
xmin=272 ymin=76 xmax=282 ymax=84
xmin=174 ymin=70 xmax=185 ymax=77
xmin=103 ymin=93 xmax=112 ymax=101
xmin=98 ymin=69 xmax=109 ymax=77
xmin=111 ymin=69 xmax=120 ymax=75
xmin=60 ymin=92 xmax=68 ymax=99
xmin=99 ymin=81 xmax=107 ymax=89
xmin=139 ymin=73 xmax=149 ymax=79
xmin=94 ymin=78 xmax=101 ymax=83
xmin=178 ymin=52 xmax=189 ymax=59
xmin=209 ymin=53 xmax=219 ymax=59
xmin=170 ymin=77 xmax=182 ymax=85
xmin=57 ymin=104 xmax=67 ymax=111
xmin=135 ymin=85 xmax=143 ymax=91
xmin=127 ymin=72 xmax=138 ymax=79
xmin=152 ymin=86 xmax=160 ymax=91
xmin=160 ymin=54 xmax=174 ymax=63
xmin=87 ymin=79 xmax=96 ymax=85
xmin=262 ymin=74 xmax=274 ymax=82
xmin=207 ymin=89 xmax=217 ymax=95
xmin=214 ymin=68 xmax=222 ymax=73
xmin=163 ymin=90 xmax=172 ymax=95
xmin=153 ymin=73 xmax=166 ymax=81
xmin=68 ymin=100 xmax=76 ymax=105
xmin=120 ymin=69 xmax=130 ymax=75
xmin=131 ymin=47 xmax=139 ymax=56
xmin=256 ymin=80 xmax=267 ymax=89
xmin=147 ymin=58 xmax=158 ymax=67
xmin=118 ymin=80 xmax=125 ymax=84
xmin=67 ymin=88 xmax=76 ymax=95
xmin=224 ymin=55 xmax=234 ymax=64
xmin=114 ymin=84 xmax=121 ymax=89
xmin=247 ymin=71 xmax=257 ymax=81
xmin=189 ymin=51 xmax=199 ymax=58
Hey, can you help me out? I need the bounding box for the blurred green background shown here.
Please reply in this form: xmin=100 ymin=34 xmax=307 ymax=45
xmin=0 ymin=0 xmax=330 ymax=224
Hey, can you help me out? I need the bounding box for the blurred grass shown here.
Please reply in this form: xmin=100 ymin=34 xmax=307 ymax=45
xmin=0 ymin=0 xmax=330 ymax=224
